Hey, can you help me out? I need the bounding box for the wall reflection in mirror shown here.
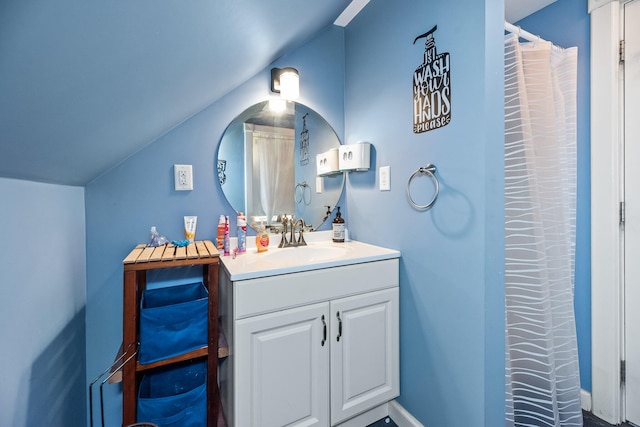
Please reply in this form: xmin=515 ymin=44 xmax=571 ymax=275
xmin=217 ymin=101 xmax=344 ymax=231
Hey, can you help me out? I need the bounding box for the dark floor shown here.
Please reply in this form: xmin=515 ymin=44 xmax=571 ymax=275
xmin=367 ymin=412 xmax=636 ymax=427
xmin=367 ymin=417 xmax=398 ymax=427
xmin=584 ymin=410 xmax=636 ymax=427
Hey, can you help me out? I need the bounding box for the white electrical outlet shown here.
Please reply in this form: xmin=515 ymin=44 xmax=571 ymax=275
xmin=379 ymin=165 xmax=391 ymax=191
xmin=316 ymin=176 xmax=323 ymax=193
xmin=174 ymin=164 xmax=193 ymax=191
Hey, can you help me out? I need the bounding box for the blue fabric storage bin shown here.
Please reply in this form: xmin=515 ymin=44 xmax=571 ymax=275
xmin=139 ymin=282 xmax=208 ymax=364
xmin=137 ymin=360 xmax=207 ymax=427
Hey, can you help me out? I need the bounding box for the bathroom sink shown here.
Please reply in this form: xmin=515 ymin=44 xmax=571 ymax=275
xmin=220 ymin=231 xmax=400 ymax=280
xmin=259 ymin=241 xmax=350 ymax=263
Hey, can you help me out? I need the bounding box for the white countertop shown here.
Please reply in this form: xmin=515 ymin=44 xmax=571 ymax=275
xmin=219 ymin=231 xmax=400 ymax=281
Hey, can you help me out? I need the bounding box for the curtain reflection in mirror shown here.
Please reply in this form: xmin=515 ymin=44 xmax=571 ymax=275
xmin=220 ymin=101 xmax=344 ymax=232
xmin=245 ymin=124 xmax=295 ymax=226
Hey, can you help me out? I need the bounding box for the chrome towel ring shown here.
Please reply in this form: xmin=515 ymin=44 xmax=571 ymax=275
xmin=407 ymin=163 xmax=439 ymax=210
xmin=295 ymin=181 xmax=311 ymax=205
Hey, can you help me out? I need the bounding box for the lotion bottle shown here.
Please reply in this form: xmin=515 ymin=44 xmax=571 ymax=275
xmin=332 ymin=206 xmax=345 ymax=242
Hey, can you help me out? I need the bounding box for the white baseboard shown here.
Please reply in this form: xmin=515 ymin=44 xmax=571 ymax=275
xmin=581 ymin=388 xmax=592 ymax=412
xmin=389 ymin=400 xmax=424 ymax=427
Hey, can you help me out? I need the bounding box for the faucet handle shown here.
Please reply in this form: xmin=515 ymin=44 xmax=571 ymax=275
xmin=297 ymin=218 xmax=307 ymax=246
xmin=278 ymin=230 xmax=288 ymax=248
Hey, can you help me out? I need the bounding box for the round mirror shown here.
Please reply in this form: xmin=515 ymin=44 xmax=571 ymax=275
xmin=216 ymin=100 xmax=344 ymax=231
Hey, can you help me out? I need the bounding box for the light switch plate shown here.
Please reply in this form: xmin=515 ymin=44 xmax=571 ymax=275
xmin=379 ymin=165 xmax=390 ymax=191
xmin=316 ymin=176 xmax=323 ymax=193
xmin=174 ymin=164 xmax=193 ymax=191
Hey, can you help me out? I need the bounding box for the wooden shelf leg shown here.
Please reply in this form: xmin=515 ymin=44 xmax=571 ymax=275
xmin=122 ymin=270 xmax=146 ymax=425
xmin=205 ymin=263 xmax=221 ymax=426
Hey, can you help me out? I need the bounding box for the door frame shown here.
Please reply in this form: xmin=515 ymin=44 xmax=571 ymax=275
xmin=589 ymin=0 xmax=629 ymax=423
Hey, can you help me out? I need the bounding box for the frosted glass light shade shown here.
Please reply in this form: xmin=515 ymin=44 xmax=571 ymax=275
xmin=270 ymin=67 xmax=300 ymax=100
xmin=279 ymin=68 xmax=299 ymax=100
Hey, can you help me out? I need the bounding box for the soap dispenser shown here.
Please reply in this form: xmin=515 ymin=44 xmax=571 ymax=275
xmin=332 ymin=207 xmax=345 ymax=243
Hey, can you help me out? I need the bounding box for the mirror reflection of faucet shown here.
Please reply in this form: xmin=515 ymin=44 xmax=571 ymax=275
xmin=264 ymin=224 xmax=281 ymax=234
xmin=322 ymin=205 xmax=333 ymax=223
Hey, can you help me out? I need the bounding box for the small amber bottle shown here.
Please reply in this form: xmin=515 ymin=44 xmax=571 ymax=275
xmin=332 ymin=207 xmax=345 ymax=243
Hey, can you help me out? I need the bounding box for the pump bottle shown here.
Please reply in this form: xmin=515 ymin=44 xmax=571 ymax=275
xmin=332 ymin=207 xmax=345 ymax=243
xmin=149 ymin=226 xmax=160 ymax=247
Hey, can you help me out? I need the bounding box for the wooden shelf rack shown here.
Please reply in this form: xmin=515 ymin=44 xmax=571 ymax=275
xmin=121 ymin=240 xmax=223 ymax=426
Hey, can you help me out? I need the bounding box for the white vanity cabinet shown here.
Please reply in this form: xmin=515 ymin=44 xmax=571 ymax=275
xmin=235 ymin=302 xmax=329 ymax=427
xmin=329 ymin=287 xmax=399 ymax=425
xmin=219 ymin=254 xmax=399 ymax=427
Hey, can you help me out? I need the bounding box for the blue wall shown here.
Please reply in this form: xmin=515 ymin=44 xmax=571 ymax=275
xmin=81 ymin=2 xmax=591 ymax=426
xmin=343 ymin=0 xmax=505 ymax=425
xmin=0 ymin=178 xmax=86 ymax=427
xmin=84 ymin=25 xmax=346 ymax=425
xmin=517 ymin=0 xmax=592 ymax=393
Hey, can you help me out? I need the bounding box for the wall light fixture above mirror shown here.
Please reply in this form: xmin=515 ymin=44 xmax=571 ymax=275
xmin=270 ymin=67 xmax=300 ymax=100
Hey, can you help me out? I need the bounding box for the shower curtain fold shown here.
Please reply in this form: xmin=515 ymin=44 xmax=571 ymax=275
xmin=504 ymin=33 xmax=582 ymax=427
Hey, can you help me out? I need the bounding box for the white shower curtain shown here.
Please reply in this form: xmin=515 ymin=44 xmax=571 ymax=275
xmin=504 ymin=33 xmax=582 ymax=426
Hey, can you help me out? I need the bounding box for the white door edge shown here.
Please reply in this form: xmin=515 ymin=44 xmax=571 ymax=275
xmin=589 ymin=1 xmax=624 ymax=424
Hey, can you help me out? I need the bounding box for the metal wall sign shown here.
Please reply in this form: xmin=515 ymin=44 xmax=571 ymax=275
xmin=299 ymin=113 xmax=309 ymax=166
xmin=217 ymin=159 xmax=227 ymax=185
xmin=413 ymin=25 xmax=451 ymax=133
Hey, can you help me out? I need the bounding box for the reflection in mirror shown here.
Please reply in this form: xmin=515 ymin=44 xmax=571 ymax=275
xmin=217 ymin=101 xmax=344 ymax=231
xmin=245 ymin=124 xmax=295 ymax=226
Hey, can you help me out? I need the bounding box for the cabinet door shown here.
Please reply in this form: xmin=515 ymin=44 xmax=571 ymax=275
xmin=330 ymin=288 xmax=399 ymax=425
xmin=235 ymin=302 xmax=330 ymax=427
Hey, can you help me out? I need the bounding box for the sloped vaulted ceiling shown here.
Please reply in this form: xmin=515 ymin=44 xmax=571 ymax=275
xmin=0 ymin=0 xmax=349 ymax=186
xmin=0 ymin=0 xmax=554 ymax=186
xmin=505 ymin=0 xmax=556 ymax=23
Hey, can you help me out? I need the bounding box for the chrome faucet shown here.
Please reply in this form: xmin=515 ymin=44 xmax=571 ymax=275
xmin=278 ymin=216 xmax=289 ymax=248
xmin=279 ymin=215 xmax=307 ymax=248
xmin=290 ymin=217 xmax=307 ymax=247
